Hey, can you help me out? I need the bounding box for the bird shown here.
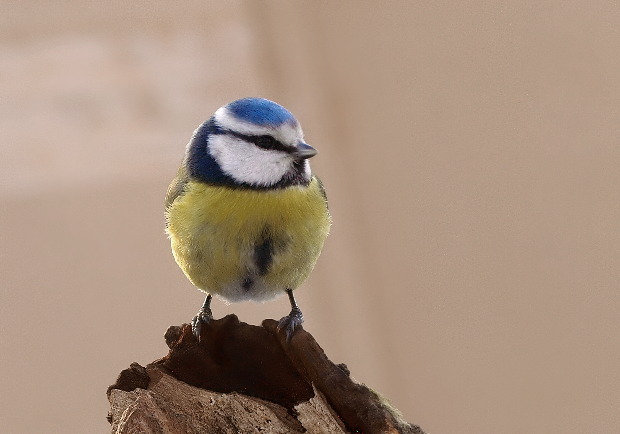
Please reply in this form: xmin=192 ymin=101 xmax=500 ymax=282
xmin=165 ymin=98 xmax=331 ymax=341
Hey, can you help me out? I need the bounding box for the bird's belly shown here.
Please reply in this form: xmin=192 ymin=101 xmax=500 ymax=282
xmin=166 ymin=179 xmax=330 ymax=302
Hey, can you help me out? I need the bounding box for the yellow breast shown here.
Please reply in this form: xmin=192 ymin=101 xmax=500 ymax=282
xmin=165 ymin=177 xmax=331 ymax=302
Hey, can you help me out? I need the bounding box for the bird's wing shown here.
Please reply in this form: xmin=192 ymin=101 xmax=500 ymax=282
xmin=165 ymin=164 xmax=191 ymax=210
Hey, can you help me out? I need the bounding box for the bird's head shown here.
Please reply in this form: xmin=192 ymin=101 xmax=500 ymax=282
xmin=185 ymin=98 xmax=317 ymax=189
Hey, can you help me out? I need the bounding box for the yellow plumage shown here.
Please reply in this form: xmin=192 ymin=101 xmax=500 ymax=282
xmin=165 ymin=177 xmax=331 ymax=302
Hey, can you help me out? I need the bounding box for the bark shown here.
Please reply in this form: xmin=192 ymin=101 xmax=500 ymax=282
xmin=107 ymin=315 xmax=425 ymax=433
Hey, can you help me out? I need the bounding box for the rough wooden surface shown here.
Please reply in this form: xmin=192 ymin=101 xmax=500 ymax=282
xmin=107 ymin=315 xmax=425 ymax=433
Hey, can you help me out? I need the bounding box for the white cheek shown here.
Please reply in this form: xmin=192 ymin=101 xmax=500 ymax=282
xmin=208 ymin=135 xmax=293 ymax=186
xmin=303 ymin=159 xmax=311 ymax=179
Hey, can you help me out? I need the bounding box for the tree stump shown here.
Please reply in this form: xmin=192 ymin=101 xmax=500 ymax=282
xmin=107 ymin=315 xmax=425 ymax=433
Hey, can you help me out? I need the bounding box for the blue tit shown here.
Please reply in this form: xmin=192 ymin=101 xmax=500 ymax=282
xmin=165 ymin=98 xmax=331 ymax=340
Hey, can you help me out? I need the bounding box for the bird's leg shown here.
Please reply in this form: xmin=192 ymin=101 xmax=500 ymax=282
xmin=191 ymin=294 xmax=213 ymax=341
xmin=277 ymin=289 xmax=304 ymax=341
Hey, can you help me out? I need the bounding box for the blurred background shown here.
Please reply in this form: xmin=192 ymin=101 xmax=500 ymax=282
xmin=1 ymin=1 xmax=619 ymax=433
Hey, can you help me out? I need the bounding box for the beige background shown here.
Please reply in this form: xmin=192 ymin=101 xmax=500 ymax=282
xmin=2 ymin=1 xmax=620 ymax=433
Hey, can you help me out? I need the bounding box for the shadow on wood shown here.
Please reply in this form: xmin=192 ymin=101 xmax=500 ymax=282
xmin=107 ymin=315 xmax=424 ymax=433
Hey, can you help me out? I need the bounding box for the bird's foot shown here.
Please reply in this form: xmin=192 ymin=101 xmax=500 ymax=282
xmin=277 ymin=306 xmax=304 ymax=341
xmin=191 ymin=307 xmax=213 ymax=341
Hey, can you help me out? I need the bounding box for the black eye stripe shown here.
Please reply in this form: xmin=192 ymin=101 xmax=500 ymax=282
xmin=254 ymin=135 xmax=281 ymax=150
xmin=227 ymin=130 xmax=290 ymax=152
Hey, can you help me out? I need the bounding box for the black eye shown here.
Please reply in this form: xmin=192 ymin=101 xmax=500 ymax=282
xmin=253 ymin=135 xmax=280 ymax=150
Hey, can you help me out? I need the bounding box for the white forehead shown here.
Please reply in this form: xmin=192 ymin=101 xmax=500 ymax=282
xmin=214 ymin=107 xmax=304 ymax=145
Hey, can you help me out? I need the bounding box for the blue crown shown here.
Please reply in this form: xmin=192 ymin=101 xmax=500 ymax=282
xmin=226 ymin=98 xmax=296 ymax=127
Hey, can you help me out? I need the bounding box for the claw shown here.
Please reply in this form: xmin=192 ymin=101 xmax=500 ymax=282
xmin=191 ymin=309 xmax=212 ymax=341
xmin=278 ymin=306 xmax=304 ymax=341
xmin=192 ymin=295 xmax=213 ymax=341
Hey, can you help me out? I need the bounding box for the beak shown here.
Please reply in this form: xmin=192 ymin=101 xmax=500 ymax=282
xmin=291 ymin=142 xmax=318 ymax=160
